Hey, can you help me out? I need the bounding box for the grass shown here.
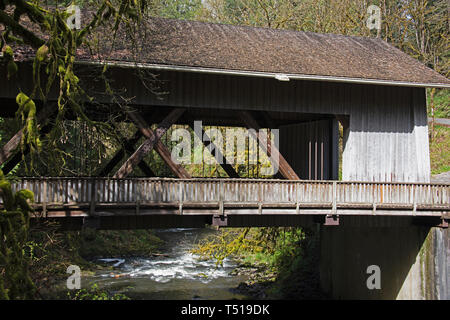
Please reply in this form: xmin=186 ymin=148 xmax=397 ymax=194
xmin=427 ymin=88 xmax=450 ymax=119
xmin=429 ymin=124 xmax=450 ymax=175
xmin=425 ymin=88 xmax=449 ymax=175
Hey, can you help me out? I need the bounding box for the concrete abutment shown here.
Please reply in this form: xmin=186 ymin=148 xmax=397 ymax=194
xmin=319 ymin=216 xmax=449 ymax=299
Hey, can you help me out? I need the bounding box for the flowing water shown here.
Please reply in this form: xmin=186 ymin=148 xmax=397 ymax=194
xmin=83 ymin=228 xmax=250 ymax=300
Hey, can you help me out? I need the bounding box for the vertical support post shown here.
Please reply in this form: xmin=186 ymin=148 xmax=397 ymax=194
xmin=212 ymin=180 xmax=227 ymax=227
xmin=330 ymin=118 xmax=340 ymax=180
xmin=325 ymin=181 xmax=339 ymax=225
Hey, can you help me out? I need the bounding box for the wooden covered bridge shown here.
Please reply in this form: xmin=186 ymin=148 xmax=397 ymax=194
xmin=1 ymin=17 xmax=449 ymax=230
xmin=1 ymin=17 xmax=450 ymax=299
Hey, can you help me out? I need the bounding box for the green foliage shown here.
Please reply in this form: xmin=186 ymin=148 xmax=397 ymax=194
xmin=0 ymin=0 xmax=151 ymax=173
xmin=15 ymin=92 xmax=41 ymax=154
xmin=268 ymin=228 xmax=326 ymax=299
xmin=239 ymin=228 xmax=306 ymax=270
xmin=192 ymin=227 xmax=305 ymax=268
xmin=67 ymin=283 xmax=129 ymax=300
xmin=0 ymin=169 xmax=36 ymax=299
xmin=26 ymin=222 xmax=164 ymax=299
xmin=155 ymin=0 xmax=203 ymax=20
xmin=429 ymin=125 xmax=450 ymax=174
xmin=77 ymin=229 xmax=164 ymax=258
xmin=192 ymin=226 xmax=326 ymax=299
xmin=192 ymin=228 xmax=262 ymax=266
xmin=428 ymin=88 xmax=450 ymax=119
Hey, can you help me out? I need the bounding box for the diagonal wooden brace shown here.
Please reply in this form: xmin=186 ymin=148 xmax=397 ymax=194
xmin=0 ymin=103 xmax=55 ymax=166
xmin=97 ymin=129 xmax=155 ymax=177
xmin=187 ymin=121 xmax=239 ymax=178
xmin=114 ymin=108 xmax=190 ymax=178
xmin=239 ymin=111 xmax=300 ymax=180
xmin=131 ymin=109 xmax=190 ymax=178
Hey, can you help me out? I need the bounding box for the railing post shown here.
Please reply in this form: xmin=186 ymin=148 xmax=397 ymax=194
xmin=219 ymin=180 xmax=224 ymax=216
xmin=212 ymin=179 xmax=227 ymax=227
xmin=136 ymin=180 xmax=141 ymax=215
xmin=179 ymin=181 xmax=183 ymax=215
xmin=332 ymin=181 xmax=337 ymax=215
xmin=89 ymin=177 xmax=96 ymax=216
xmin=42 ymin=179 xmax=47 ymax=218
xmin=258 ymin=182 xmax=262 ymax=215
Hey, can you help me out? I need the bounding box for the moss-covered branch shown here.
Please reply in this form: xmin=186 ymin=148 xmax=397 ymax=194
xmin=0 ymin=169 xmax=36 ymax=299
xmin=0 ymin=9 xmax=45 ymax=48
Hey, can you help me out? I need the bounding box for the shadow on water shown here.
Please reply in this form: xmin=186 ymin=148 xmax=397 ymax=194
xmin=84 ymin=228 xmax=250 ymax=300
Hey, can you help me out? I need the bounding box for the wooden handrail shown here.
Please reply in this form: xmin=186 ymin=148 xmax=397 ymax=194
xmin=6 ymin=178 xmax=449 ymax=210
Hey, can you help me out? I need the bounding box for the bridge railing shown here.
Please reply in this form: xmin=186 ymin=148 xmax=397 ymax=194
xmin=5 ymin=178 xmax=449 ymax=209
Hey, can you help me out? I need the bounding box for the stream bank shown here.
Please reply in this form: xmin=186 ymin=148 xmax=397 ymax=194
xmin=29 ymin=222 xmax=325 ymax=300
xmin=30 ymin=225 xmax=254 ymax=300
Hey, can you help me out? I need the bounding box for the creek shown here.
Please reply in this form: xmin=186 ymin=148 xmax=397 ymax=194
xmin=84 ymin=228 xmax=250 ymax=300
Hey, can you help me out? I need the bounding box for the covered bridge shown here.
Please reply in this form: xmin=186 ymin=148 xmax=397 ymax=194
xmin=1 ymin=17 xmax=450 ymax=299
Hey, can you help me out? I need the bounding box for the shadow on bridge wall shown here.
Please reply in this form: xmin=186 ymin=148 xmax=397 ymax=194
xmin=319 ymin=216 xmax=449 ymax=300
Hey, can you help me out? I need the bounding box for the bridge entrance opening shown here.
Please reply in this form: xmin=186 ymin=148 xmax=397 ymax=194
xmin=0 ymin=102 xmax=342 ymax=182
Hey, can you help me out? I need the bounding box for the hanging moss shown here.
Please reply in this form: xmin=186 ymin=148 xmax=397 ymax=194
xmin=0 ymin=169 xmax=37 ymax=300
xmin=1 ymin=1 xmax=149 ymax=173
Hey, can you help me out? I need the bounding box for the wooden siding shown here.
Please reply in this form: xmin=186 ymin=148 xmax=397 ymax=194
xmin=0 ymin=66 xmax=431 ymax=183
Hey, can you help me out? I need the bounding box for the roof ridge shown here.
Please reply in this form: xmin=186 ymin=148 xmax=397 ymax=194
xmin=147 ymin=15 xmax=384 ymax=43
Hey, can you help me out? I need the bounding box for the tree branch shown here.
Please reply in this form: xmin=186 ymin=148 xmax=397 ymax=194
xmin=0 ymin=10 xmax=44 ymax=48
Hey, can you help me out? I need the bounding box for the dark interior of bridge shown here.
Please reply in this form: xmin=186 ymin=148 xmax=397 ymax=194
xmin=0 ymin=95 xmax=342 ymax=180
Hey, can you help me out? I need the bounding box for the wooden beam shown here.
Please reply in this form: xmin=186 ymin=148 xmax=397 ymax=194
xmin=261 ymin=111 xmax=278 ymax=129
xmin=97 ymin=129 xmax=155 ymax=177
xmin=0 ymin=104 xmax=55 ymax=165
xmin=114 ymin=108 xmax=190 ymax=178
xmin=187 ymin=121 xmax=240 ymax=178
xmin=239 ymin=111 xmax=300 ymax=180
xmin=129 ymin=109 xmax=190 ymax=178
xmin=1 ymin=120 xmax=53 ymax=174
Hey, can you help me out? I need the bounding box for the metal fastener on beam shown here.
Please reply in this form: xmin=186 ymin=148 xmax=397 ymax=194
xmin=212 ymin=214 xmax=228 ymax=227
xmin=438 ymin=218 xmax=449 ymax=229
xmin=324 ymin=215 xmax=339 ymax=226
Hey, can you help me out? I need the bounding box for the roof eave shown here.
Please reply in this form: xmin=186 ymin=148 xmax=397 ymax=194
xmin=78 ymin=60 xmax=450 ymax=89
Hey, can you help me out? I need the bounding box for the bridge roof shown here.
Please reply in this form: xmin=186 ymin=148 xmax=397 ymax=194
xmin=83 ymin=17 xmax=450 ymax=88
xmin=5 ymin=15 xmax=450 ymax=88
